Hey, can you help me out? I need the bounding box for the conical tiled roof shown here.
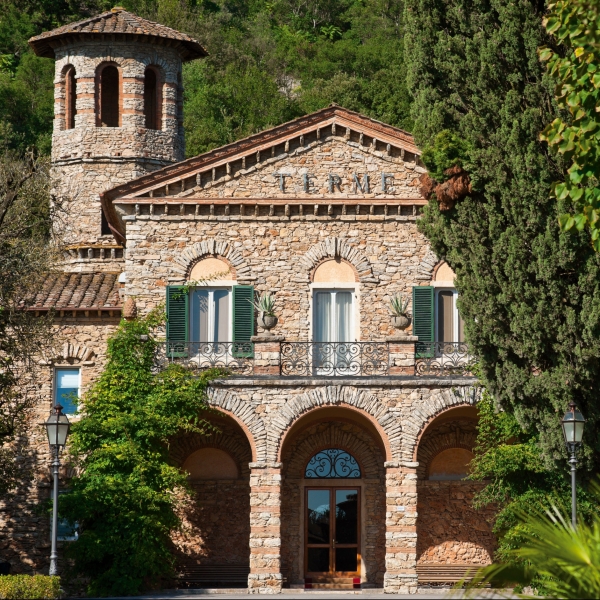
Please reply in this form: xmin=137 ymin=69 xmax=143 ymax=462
xmin=28 ymin=7 xmax=207 ymax=61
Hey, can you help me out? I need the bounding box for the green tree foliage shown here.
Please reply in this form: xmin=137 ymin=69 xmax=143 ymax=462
xmin=0 ymin=151 xmax=55 ymax=496
xmin=539 ymin=1 xmax=600 ymax=250
xmin=0 ymin=0 xmax=413 ymax=155
xmin=404 ymin=0 xmax=600 ymax=473
xmin=469 ymin=392 xmax=594 ymax=568
xmin=60 ymin=316 xmax=222 ymax=597
xmin=465 ymin=488 xmax=600 ymax=598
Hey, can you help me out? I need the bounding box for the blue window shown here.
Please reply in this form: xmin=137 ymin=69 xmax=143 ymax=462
xmin=55 ymin=368 xmax=80 ymax=415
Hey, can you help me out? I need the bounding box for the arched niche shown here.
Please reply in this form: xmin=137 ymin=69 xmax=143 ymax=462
xmin=433 ymin=261 xmax=456 ymax=284
xmin=96 ymin=63 xmax=120 ymax=127
xmin=428 ymin=448 xmax=474 ymax=481
xmin=313 ymin=259 xmax=356 ymax=283
xmin=182 ymin=447 xmax=239 ymax=480
xmin=189 ymin=257 xmax=232 ymax=282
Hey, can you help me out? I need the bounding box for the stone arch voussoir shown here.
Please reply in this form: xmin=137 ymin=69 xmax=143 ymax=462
xmin=403 ymin=385 xmax=481 ymax=462
xmin=416 ymin=250 xmax=439 ymax=281
xmin=52 ymin=342 xmax=95 ymax=364
xmin=300 ymin=237 xmax=378 ymax=284
xmin=272 ymin=386 xmax=399 ymax=462
xmin=207 ymin=388 xmax=266 ymax=462
xmin=171 ymin=238 xmax=253 ymax=283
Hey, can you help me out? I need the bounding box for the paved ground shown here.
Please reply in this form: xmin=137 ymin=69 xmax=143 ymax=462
xmin=94 ymin=588 xmax=511 ymax=600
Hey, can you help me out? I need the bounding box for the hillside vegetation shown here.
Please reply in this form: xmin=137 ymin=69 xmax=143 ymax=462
xmin=0 ymin=0 xmax=411 ymax=156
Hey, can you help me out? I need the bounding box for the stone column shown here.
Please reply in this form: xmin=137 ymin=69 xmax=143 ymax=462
xmin=387 ymin=335 xmax=418 ymax=376
xmin=249 ymin=462 xmax=283 ymax=594
xmin=383 ymin=461 xmax=418 ymax=594
xmin=251 ymin=336 xmax=284 ymax=376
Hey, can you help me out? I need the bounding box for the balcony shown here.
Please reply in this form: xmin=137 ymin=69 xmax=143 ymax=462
xmin=155 ymin=340 xmax=475 ymax=378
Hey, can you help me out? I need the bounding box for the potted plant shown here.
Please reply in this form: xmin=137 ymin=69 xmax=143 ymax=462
xmin=389 ymin=294 xmax=411 ymax=331
xmin=252 ymin=292 xmax=278 ymax=332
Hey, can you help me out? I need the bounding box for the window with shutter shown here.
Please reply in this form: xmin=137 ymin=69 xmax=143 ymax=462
xmin=412 ymin=286 xmax=434 ymax=358
xmin=232 ymin=285 xmax=254 ymax=357
xmin=166 ymin=286 xmax=188 ymax=357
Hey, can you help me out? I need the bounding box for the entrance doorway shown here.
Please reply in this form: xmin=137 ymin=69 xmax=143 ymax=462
xmin=305 ymin=488 xmax=360 ymax=577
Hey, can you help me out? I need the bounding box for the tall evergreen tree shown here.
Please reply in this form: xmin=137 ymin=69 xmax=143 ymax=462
xmin=404 ymin=0 xmax=600 ymax=471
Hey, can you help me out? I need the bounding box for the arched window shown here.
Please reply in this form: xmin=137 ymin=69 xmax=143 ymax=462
xmin=144 ymin=67 xmax=160 ymax=130
xmin=64 ymin=66 xmax=76 ymax=130
xmin=98 ymin=65 xmax=120 ymax=127
xmin=305 ymin=448 xmax=361 ymax=478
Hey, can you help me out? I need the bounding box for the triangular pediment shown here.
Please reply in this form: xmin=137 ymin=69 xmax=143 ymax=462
xmin=102 ymin=106 xmax=426 ymax=242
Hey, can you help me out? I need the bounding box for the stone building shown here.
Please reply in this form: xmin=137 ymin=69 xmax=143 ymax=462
xmin=0 ymin=7 xmax=495 ymax=594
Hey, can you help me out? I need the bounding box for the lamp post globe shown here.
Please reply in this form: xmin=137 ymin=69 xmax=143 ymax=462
xmin=561 ymin=402 xmax=585 ymax=528
xmin=44 ymin=404 xmax=71 ymax=576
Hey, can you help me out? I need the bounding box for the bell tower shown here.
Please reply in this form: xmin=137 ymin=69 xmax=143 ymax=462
xmin=29 ymin=7 xmax=207 ymax=252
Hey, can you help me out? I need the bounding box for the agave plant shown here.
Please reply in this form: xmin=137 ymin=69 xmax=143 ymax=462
xmin=251 ymin=292 xmax=276 ymax=317
xmin=389 ymin=294 xmax=410 ymax=317
xmin=463 ymin=497 xmax=600 ymax=598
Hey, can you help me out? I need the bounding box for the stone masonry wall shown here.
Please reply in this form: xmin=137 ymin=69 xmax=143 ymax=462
xmin=52 ymin=41 xmax=184 ymax=246
xmin=0 ymin=317 xmax=119 ymax=574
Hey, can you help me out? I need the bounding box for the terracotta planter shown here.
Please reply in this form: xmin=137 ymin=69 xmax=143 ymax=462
xmin=258 ymin=314 xmax=278 ymax=332
xmin=391 ymin=314 xmax=411 ymax=331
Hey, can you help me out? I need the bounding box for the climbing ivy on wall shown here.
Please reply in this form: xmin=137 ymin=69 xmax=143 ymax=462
xmin=60 ymin=313 xmax=223 ymax=597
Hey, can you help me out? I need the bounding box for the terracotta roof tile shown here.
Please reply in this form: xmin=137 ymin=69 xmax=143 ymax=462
xmin=29 ymin=272 xmax=122 ymax=311
xmin=28 ymin=8 xmax=207 ymax=61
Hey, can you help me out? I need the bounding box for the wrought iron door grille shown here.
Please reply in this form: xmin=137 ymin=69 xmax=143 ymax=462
xmin=155 ymin=341 xmax=254 ymax=375
xmin=414 ymin=342 xmax=474 ymax=376
xmin=280 ymin=342 xmax=389 ymax=376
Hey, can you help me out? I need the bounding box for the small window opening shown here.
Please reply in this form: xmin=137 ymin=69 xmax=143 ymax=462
xmin=99 ymin=65 xmax=120 ymax=127
xmin=65 ymin=66 xmax=77 ymax=129
xmin=101 ymin=210 xmax=111 ymax=235
xmin=144 ymin=68 xmax=159 ymax=130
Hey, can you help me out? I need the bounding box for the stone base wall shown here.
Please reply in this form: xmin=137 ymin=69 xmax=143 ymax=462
xmin=416 ymin=481 xmax=495 ymax=565
xmin=0 ymin=317 xmax=119 ymax=574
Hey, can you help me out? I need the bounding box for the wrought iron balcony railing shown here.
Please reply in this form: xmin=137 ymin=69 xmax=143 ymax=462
xmin=414 ymin=342 xmax=475 ymax=376
xmin=280 ymin=342 xmax=389 ymax=376
xmin=155 ymin=341 xmax=254 ymax=375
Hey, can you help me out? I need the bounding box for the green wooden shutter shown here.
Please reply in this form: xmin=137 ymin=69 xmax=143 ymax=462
xmin=413 ymin=286 xmax=434 ymax=358
xmin=166 ymin=286 xmax=188 ymax=357
xmin=232 ymin=285 xmax=254 ymax=357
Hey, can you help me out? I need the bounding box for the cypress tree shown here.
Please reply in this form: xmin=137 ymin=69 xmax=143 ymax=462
xmin=404 ymin=0 xmax=600 ymax=471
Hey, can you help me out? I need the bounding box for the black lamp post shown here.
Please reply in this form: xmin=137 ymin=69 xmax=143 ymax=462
xmin=561 ymin=402 xmax=585 ymax=528
xmin=44 ymin=404 xmax=71 ymax=576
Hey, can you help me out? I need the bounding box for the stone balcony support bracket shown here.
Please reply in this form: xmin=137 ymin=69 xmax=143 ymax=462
xmin=387 ymin=334 xmax=418 ymax=376
xmin=249 ymin=463 xmax=283 ymax=594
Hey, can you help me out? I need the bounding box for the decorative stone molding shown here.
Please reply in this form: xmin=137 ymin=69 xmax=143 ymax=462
xmin=51 ymin=342 xmax=95 ymax=365
xmin=300 ymin=237 xmax=378 ymax=283
xmin=170 ymin=238 xmax=254 ymax=283
xmin=404 ymin=386 xmax=481 ymax=461
xmin=207 ymin=388 xmax=267 ymax=462
xmin=272 ymin=386 xmax=400 ymax=461
xmin=416 ymin=249 xmax=438 ymax=281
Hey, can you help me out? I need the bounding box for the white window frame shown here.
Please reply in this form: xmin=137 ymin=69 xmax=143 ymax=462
xmin=434 ymin=287 xmax=461 ymax=343
xmin=53 ymin=366 xmax=81 ymax=417
xmin=189 ymin=284 xmax=234 ymax=343
xmin=309 ymin=283 xmax=359 ymax=343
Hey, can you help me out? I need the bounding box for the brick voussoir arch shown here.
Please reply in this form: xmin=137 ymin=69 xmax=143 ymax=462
xmin=403 ymin=385 xmax=481 ymax=462
xmin=300 ymin=237 xmax=378 ymax=283
xmin=272 ymin=386 xmax=399 ymax=462
xmin=170 ymin=238 xmax=253 ymax=283
xmin=207 ymin=388 xmax=267 ymax=462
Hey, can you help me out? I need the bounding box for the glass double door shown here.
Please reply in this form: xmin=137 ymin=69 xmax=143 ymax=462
xmin=306 ymin=488 xmax=360 ymax=577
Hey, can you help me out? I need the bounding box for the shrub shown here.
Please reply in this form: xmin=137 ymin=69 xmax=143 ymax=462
xmin=0 ymin=575 xmax=60 ymax=599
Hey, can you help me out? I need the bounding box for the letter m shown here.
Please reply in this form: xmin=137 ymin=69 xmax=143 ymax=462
xmin=353 ymin=174 xmax=370 ymax=194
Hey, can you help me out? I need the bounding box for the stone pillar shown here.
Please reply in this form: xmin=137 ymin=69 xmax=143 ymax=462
xmin=383 ymin=461 xmax=418 ymax=594
xmin=387 ymin=335 xmax=418 ymax=376
xmin=249 ymin=462 xmax=283 ymax=594
xmin=251 ymin=336 xmax=284 ymax=376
